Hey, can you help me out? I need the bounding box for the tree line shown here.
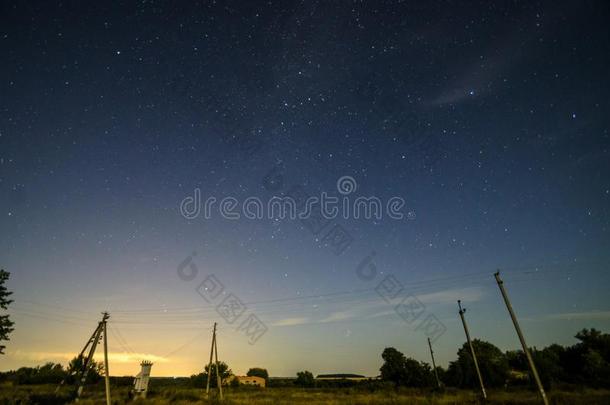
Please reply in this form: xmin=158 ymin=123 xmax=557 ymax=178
xmin=0 ymin=356 xmax=104 ymax=386
xmin=378 ymin=328 xmax=610 ymax=390
xmin=1 ymin=272 xmax=609 ymax=391
xmin=1 ymin=328 xmax=608 ymax=391
xmin=241 ymin=328 xmax=610 ymax=391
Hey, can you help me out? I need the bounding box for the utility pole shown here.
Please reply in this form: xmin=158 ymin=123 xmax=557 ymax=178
xmin=494 ymin=271 xmax=549 ymax=405
xmin=206 ymin=323 xmax=216 ymax=396
xmin=57 ymin=312 xmax=112 ymax=401
xmin=427 ymin=338 xmax=441 ymax=389
xmin=76 ymin=324 xmax=102 ymax=399
xmin=206 ymin=322 xmax=223 ymax=399
xmin=457 ymin=300 xmax=487 ymax=400
xmin=102 ymin=312 xmax=111 ymax=405
xmin=56 ymin=325 xmax=100 ymax=394
xmin=214 ymin=328 xmax=223 ymax=400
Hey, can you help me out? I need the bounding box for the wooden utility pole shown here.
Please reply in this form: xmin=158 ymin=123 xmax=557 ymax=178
xmin=102 ymin=312 xmax=111 ymax=405
xmin=494 ymin=271 xmax=549 ymax=405
xmin=457 ymin=300 xmax=487 ymax=400
xmin=206 ymin=322 xmax=223 ymax=399
xmin=427 ymin=338 xmax=441 ymax=388
xmin=205 ymin=323 xmax=216 ymax=395
xmin=76 ymin=326 xmax=102 ymax=399
xmin=56 ymin=325 xmax=100 ymax=394
xmin=58 ymin=312 xmax=112 ymax=401
xmin=75 ymin=313 xmax=110 ymax=400
xmin=214 ymin=328 xmax=223 ymax=400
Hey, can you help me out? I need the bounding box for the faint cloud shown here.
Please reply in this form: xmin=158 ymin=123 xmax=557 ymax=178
xmin=272 ymin=317 xmax=310 ymax=326
xmin=417 ymin=287 xmax=486 ymax=305
xmin=547 ymin=310 xmax=610 ymax=321
xmin=8 ymin=350 xmax=168 ymax=364
xmin=100 ymin=352 xmax=168 ymax=363
xmin=270 ymin=286 xmax=485 ymax=328
xmin=9 ymin=350 xmax=75 ymax=362
xmin=319 ymin=311 xmax=353 ymax=323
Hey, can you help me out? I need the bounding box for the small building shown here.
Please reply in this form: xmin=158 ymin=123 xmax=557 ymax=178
xmin=227 ymin=375 xmax=266 ymax=387
xmin=316 ymin=373 xmax=367 ymax=381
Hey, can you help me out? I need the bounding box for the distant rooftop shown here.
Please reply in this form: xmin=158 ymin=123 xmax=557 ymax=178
xmin=316 ymin=374 xmax=366 ymax=379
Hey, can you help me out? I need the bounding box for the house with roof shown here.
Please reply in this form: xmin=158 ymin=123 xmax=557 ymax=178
xmin=226 ymin=375 xmax=266 ymax=387
xmin=315 ymin=373 xmax=368 ymax=381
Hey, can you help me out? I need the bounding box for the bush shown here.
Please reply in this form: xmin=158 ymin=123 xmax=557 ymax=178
xmin=445 ymin=340 xmax=509 ymax=388
xmin=295 ymin=371 xmax=315 ymax=388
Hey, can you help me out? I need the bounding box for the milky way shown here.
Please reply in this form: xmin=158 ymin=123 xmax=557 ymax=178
xmin=1 ymin=1 xmax=609 ymax=376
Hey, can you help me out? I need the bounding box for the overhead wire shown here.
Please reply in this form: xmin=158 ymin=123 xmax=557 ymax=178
xmin=11 ymin=261 xmax=605 ymax=327
xmin=9 ymin=259 xmax=607 ymax=363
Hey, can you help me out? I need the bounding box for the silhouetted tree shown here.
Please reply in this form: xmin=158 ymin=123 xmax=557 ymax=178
xmin=445 ymin=339 xmax=509 ymax=388
xmin=247 ymin=367 xmax=269 ymax=383
xmin=380 ymin=347 xmax=407 ymax=386
xmin=532 ymin=344 xmax=566 ymax=389
xmin=191 ymin=361 xmax=232 ymax=387
xmin=0 ymin=270 xmax=14 ymax=355
xmin=67 ymin=356 xmax=103 ymax=385
xmin=570 ymin=328 xmax=610 ymax=387
xmin=380 ymin=347 xmax=434 ymax=387
xmin=434 ymin=365 xmax=447 ymax=386
xmin=506 ymin=350 xmax=528 ymax=371
xmin=576 ymin=328 xmax=610 ymax=364
xmin=295 ymin=370 xmax=315 ymax=387
xmin=17 ymin=363 xmax=66 ymax=384
xmin=0 ymin=363 xmax=66 ymax=385
xmin=403 ymin=357 xmax=435 ymax=387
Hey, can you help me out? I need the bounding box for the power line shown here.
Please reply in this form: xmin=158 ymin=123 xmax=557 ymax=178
xmin=11 ymin=261 xmax=605 ymax=330
xmin=11 ymin=265 xmax=590 ymax=329
xmin=108 ymin=325 xmax=137 ymax=356
xmin=9 ymin=309 xmax=93 ymax=327
xmin=108 ymin=271 xmax=498 ymax=314
xmin=161 ymin=328 xmax=211 ymax=359
xmin=107 ymin=263 xmax=592 ymax=314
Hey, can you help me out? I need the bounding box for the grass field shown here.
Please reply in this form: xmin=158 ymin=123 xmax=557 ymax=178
xmin=2 ymin=384 xmax=610 ymax=405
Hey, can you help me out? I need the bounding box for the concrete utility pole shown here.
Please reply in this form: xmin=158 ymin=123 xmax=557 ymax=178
xmin=457 ymin=300 xmax=487 ymax=400
xmin=494 ymin=271 xmax=549 ymax=405
xmin=427 ymin=338 xmax=441 ymax=389
xmin=102 ymin=312 xmax=111 ymax=405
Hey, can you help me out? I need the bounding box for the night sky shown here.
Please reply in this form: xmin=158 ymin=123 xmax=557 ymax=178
xmin=1 ymin=1 xmax=609 ymax=377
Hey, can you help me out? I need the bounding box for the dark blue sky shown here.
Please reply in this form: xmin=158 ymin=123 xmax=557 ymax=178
xmin=1 ymin=1 xmax=609 ymax=376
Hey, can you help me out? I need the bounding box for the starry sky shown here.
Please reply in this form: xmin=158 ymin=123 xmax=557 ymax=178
xmin=1 ymin=1 xmax=609 ymax=377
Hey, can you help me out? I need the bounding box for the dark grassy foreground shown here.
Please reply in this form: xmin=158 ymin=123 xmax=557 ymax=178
xmin=2 ymin=384 xmax=610 ymax=405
